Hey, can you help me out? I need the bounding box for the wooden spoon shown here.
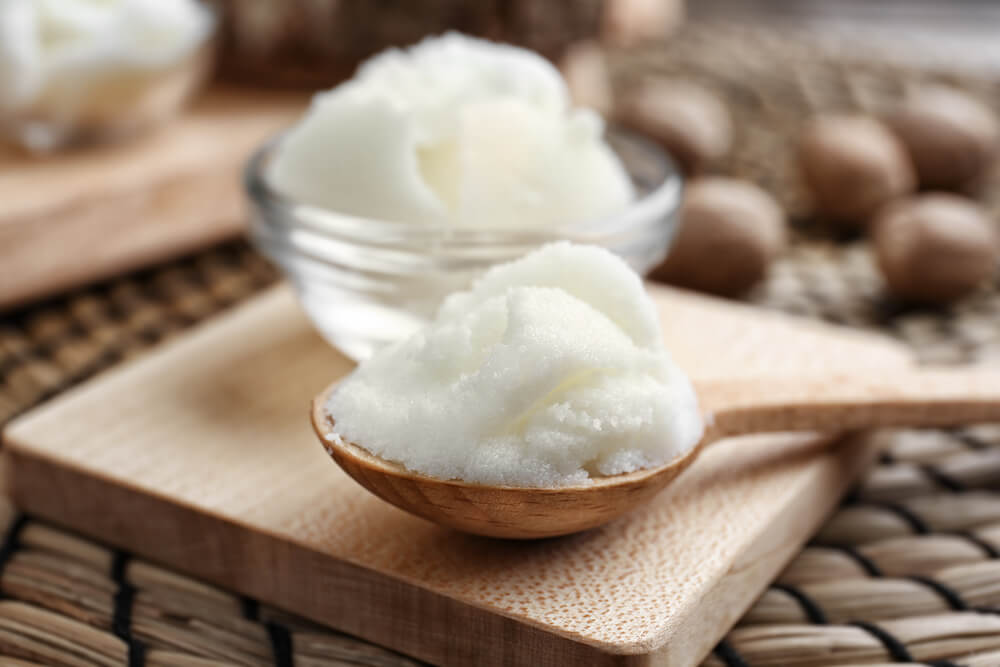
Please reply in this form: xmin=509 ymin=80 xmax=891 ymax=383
xmin=311 ymin=369 xmax=1000 ymax=539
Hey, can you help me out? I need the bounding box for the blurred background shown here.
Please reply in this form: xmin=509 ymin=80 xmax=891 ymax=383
xmin=3 ymin=0 xmax=1000 ymax=346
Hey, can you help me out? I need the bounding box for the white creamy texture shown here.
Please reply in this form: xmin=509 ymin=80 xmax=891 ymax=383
xmin=326 ymin=243 xmax=704 ymax=488
xmin=269 ymin=33 xmax=635 ymax=228
xmin=0 ymin=0 xmax=212 ymax=112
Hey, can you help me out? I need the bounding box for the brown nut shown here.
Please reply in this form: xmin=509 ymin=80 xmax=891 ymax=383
xmin=887 ymin=85 xmax=999 ymax=190
xmin=798 ymin=115 xmax=915 ymax=227
xmin=653 ymin=177 xmax=786 ymax=296
xmin=617 ymin=79 xmax=732 ymax=175
xmin=873 ymin=193 xmax=999 ymax=303
xmin=559 ymin=41 xmax=613 ymax=117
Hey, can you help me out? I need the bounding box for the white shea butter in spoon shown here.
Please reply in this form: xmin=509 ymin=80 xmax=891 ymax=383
xmin=326 ymin=243 xmax=704 ymax=488
xmin=269 ymin=33 xmax=635 ymax=227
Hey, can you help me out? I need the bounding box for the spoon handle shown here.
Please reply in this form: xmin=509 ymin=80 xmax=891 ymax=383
xmin=694 ymin=369 xmax=1000 ymax=440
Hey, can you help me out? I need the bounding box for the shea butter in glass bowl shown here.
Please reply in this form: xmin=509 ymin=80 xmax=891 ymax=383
xmin=246 ymin=126 xmax=682 ymax=361
xmin=0 ymin=0 xmax=216 ymax=153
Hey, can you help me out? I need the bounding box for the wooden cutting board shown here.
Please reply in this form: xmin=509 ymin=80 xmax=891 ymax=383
xmin=0 ymin=88 xmax=305 ymax=310
xmin=3 ymin=284 xmax=911 ymax=666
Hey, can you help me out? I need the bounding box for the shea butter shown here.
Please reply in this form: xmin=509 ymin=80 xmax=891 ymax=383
xmin=0 ymin=0 xmax=213 ymax=148
xmin=269 ymin=33 xmax=635 ymax=228
xmin=325 ymin=243 xmax=703 ymax=488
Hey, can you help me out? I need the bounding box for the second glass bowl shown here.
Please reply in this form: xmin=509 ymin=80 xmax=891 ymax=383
xmin=246 ymin=127 xmax=683 ymax=361
xmin=1 ymin=6 xmax=216 ymax=153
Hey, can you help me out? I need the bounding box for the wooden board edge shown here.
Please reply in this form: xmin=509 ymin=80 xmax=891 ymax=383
xmin=4 ymin=446 xmax=652 ymax=667
xmin=647 ymin=284 xmax=913 ymax=366
xmin=649 ymin=432 xmax=879 ymax=666
xmin=0 ymin=171 xmax=247 ymax=311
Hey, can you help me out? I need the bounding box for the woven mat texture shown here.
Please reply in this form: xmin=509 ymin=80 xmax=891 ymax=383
xmin=3 ymin=23 xmax=1000 ymax=667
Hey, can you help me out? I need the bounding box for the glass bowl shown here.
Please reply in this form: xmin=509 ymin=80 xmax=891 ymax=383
xmin=246 ymin=127 xmax=683 ymax=361
xmin=1 ymin=9 xmax=216 ymax=153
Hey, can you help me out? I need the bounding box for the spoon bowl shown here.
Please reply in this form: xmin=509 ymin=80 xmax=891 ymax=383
xmin=312 ymin=369 xmax=1000 ymax=539
xmin=313 ymin=385 xmax=705 ymax=538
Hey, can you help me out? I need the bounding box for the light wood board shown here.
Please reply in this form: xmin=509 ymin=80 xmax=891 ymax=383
xmin=0 ymin=88 xmax=304 ymax=310
xmin=3 ymin=284 xmax=911 ymax=666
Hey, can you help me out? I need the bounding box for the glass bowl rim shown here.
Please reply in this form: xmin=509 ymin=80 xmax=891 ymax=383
xmin=244 ymin=123 xmax=684 ymax=245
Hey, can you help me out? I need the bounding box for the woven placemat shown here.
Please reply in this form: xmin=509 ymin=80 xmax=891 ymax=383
xmin=3 ymin=22 xmax=1000 ymax=667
